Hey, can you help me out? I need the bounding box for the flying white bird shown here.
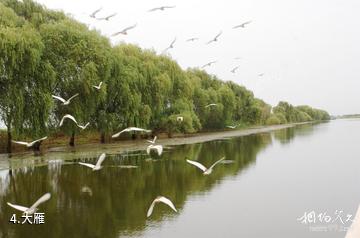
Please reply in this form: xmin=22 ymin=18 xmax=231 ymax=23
xmin=147 ymin=144 xmax=163 ymax=156
xmin=177 ymin=116 xmax=184 ymax=122
xmin=111 ymin=23 xmax=137 ymax=36
xmin=59 ymin=114 xmax=90 ymax=130
xmin=7 ymin=193 xmax=51 ymax=215
xmin=206 ymin=31 xmax=222 ymax=44
xmin=205 ymin=103 xmax=217 ymax=108
xmin=12 ymin=137 xmax=47 ymax=148
xmin=231 ymin=66 xmax=239 ymax=73
xmin=186 ymin=37 xmax=199 ymax=42
xmin=79 ymin=153 xmax=106 ymax=171
xmin=148 ymin=6 xmax=175 ymax=12
xmin=258 ymin=73 xmax=264 ymax=77
xmin=147 ymin=196 xmax=177 ymax=217
xmin=59 ymin=114 xmax=77 ymax=127
xmin=146 ymin=136 xmax=157 ymax=144
xmin=112 ymin=127 xmax=151 ymax=138
xmin=233 ymin=21 xmax=252 ymax=29
xmin=77 ymin=122 xmax=90 ymax=130
xmin=226 ymin=125 xmax=237 ymax=129
xmin=202 ymin=61 xmax=217 ymax=68
xmin=345 ymin=205 xmax=360 ymax=238
xmin=96 ymin=13 xmax=117 ymax=21
xmin=90 ymin=7 xmax=102 ymax=18
xmin=52 ymin=94 xmax=79 ymax=105
xmin=163 ymin=37 xmax=177 ymax=53
xmin=92 ymin=82 xmax=103 ymax=90
xmin=186 ymin=157 xmax=225 ymax=175
xmin=59 ymin=114 xmax=78 ymax=126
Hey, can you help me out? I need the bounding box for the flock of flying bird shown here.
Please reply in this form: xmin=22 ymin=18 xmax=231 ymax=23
xmin=7 ymin=2 xmax=256 ymax=222
xmin=86 ymin=5 xmax=258 ymax=75
xmin=10 ymin=4 xmax=243 ymax=149
xmin=9 ymin=80 xmax=229 ymax=218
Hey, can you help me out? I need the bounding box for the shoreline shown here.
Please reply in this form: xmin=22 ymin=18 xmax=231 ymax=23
xmin=0 ymin=122 xmax=312 ymax=160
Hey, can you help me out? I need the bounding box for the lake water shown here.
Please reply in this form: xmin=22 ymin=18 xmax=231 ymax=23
xmin=0 ymin=119 xmax=359 ymax=238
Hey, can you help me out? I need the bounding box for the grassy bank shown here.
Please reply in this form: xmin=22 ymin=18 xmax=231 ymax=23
xmin=2 ymin=130 xmax=193 ymax=154
xmin=0 ymin=122 xmax=313 ymax=155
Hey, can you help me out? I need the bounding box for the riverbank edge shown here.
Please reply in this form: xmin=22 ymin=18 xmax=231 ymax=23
xmin=0 ymin=121 xmax=317 ymax=158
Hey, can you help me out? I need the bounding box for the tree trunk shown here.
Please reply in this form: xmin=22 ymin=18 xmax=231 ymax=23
xmin=32 ymin=141 xmax=42 ymax=152
xmin=6 ymin=130 xmax=12 ymax=154
xmin=168 ymin=130 xmax=173 ymax=138
xmin=100 ymin=132 xmax=105 ymax=144
xmin=69 ymin=132 xmax=75 ymax=147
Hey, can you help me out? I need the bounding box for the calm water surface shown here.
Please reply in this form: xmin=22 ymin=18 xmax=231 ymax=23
xmin=0 ymin=119 xmax=360 ymax=238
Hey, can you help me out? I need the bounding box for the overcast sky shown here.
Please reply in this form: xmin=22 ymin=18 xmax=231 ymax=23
xmin=33 ymin=0 xmax=360 ymax=115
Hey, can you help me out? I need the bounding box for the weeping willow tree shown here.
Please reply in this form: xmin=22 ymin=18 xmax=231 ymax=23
xmin=39 ymin=19 xmax=111 ymax=146
xmin=0 ymin=15 xmax=54 ymax=152
xmin=106 ymin=45 xmax=202 ymax=138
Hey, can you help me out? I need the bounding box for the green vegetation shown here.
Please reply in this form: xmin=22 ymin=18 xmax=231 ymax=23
xmin=0 ymin=0 xmax=330 ymax=153
xmin=269 ymin=102 xmax=330 ymax=125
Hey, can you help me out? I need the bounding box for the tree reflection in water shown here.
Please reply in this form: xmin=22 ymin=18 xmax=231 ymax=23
xmin=0 ymin=130 xmax=299 ymax=238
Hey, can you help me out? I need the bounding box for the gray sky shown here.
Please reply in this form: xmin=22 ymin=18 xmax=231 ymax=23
xmin=33 ymin=0 xmax=360 ymax=115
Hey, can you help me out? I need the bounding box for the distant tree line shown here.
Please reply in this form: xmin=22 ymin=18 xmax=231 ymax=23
xmin=0 ymin=0 xmax=330 ymax=153
xmin=268 ymin=103 xmax=330 ymax=125
xmin=332 ymin=114 xmax=360 ymax=119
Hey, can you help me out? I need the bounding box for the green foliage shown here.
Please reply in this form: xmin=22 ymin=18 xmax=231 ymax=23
xmin=273 ymin=102 xmax=330 ymax=123
xmin=1 ymin=0 xmax=66 ymax=27
xmin=0 ymin=24 xmax=54 ymax=139
xmin=296 ymin=105 xmax=330 ymax=121
xmin=0 ymin=2 xmax=24 ymax=27
xmin=274 ymin=113 xmax=287 ymax=124
xmin=254 ymin=99 xmax=271 ymax=124
xmin=39 ymin=19 xmax=111 ymax=136
xmin=266 ymin=115 xmax=281 ymax=125
xmin=166 ymin=113 xmax=199 ymax=135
